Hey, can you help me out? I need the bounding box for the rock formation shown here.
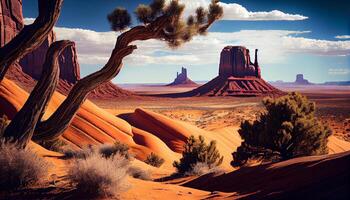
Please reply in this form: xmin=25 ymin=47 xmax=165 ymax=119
xmin=167 ymin=67 xmax=197 ymax=86
xmin=294 ymin=74 xmax=310 ymax=85
xmin=178 ymin=46 xmax=283 ymax=97
xmin=0 ymin=0 xmax=23 ymax=47
xmin=1 ymin=0 xmax=133 ymax=99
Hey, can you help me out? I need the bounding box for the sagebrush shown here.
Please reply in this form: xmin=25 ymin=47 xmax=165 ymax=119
xmin=173 ymin=135 xmax=223 ymax=174
xmin=67 ymin=152 xmax=130 ymax=197
xmin=231 ymin=92 xmax=332 ymax=167
xmin=0 ymin=141 xmax=49 ymax=190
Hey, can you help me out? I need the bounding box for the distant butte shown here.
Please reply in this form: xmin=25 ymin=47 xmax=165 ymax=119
xmin=167 ymin=67 xmax=198 ymax=86
xmin=180 ymin=46 xmax=284 ymax=97
xmin=294 ymin=74 xmax=310 ymax=85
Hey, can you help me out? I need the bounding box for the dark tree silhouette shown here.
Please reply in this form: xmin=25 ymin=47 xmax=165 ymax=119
xmin=231 ymin=92 xmax=332 ymax=167
xmin=2 ymin=41 xmax=73 ymax=146
xmin=32 ymin=0 xmax=223 ymax=142
xmin=0 ymin=0 xmax=63 ymax=82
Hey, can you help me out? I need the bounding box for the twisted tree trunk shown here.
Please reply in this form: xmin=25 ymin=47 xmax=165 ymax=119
xmin=3 ymin=41 xmax=73 ymax=146
xmin=33 ymin=17 xmax=171 ymax=141
xmin=0 ymin=0 xmax=63 ymax=82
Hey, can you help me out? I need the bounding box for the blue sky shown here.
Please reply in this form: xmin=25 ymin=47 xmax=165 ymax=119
xmin=23 ymin=0 xmax=350 ymax=83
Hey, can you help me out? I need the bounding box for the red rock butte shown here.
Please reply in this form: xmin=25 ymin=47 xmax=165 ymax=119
xmin=183 ymin=46 xmax=283 ymax=96
xmin=1 ymin=0 xmax=133 ymax=99
xmin=167 ymin=67 xmax=198 ymax=86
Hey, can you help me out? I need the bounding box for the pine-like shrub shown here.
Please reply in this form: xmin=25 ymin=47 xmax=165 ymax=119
xmin=173 ymin=135 xmax=223 ymax=174
xmin=231 ymin=92 xmax=332 ymax=167
xmin=145 ymin=152 xmax=165 ymax=168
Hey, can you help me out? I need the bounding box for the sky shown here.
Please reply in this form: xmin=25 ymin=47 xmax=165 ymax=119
xmin=23 ymin=0 xmax=350 ymax=84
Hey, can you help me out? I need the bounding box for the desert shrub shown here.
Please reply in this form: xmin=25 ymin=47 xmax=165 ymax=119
xmin=145 ymin=152 xmax=165 ymax=167
xmin=67 ymin=152 xmax=130 ymax=197
xmin=0 ymin=115 xmax=9 ymax=137
xmin=185 ymin=162 xmax=224 ymax=176
xmin=127 ymin=166 xmax=151 ymax=181
xmin=173 ymin=135 xmax=223 ymax=174
xmin=0 ymin=141 xmax=49 ymax=190
xmin=231 ymin=92 xmax=332 ymax=167
xmin=64 ymin=145 xmax=94 ymax=159
xmin=37 ymin=138 xmax=67 ymax=153
xmin=99 ymin=141 xmax=131 ymax=159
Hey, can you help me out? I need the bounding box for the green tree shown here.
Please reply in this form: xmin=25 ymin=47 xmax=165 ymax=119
xmin=231 ymin=92 xmax=332 ymax=167
xmin=174 ymin=135 xmax=223 ymax=174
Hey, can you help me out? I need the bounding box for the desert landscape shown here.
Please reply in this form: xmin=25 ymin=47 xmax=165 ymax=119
xmin=1 ymin=0 xmax=350 ymax=200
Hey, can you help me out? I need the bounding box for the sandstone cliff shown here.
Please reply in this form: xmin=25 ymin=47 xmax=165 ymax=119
xmin=168 ymin=46 xmax=283 ymax=97
xmin=1 ymin=0 xmax=133 ymax=99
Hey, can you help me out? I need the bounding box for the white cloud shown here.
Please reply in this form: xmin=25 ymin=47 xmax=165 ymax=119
xmin=328 ymin=68 xmax=350 ymax=75
xmin=23 ymin=18 xmax=350 ymax=67
xmin=24 ymin=18 xmax=35 ymax=24
xmin=335 ymin=35 xmax=350 ymax=39
xmin=166 ymin=0 xmax=308 ymax=21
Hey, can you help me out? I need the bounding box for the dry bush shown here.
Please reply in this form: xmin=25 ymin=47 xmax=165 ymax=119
xmin=145 ymin=152 xmax=165 ymax=168
xmin=64 ymin=145 xmax=94 ymax=159
xmin=185 ymin=162 xmax=224 ymax=176
xmin=99 ymin=141 xmax=131 ymax=159
xmin=127 ymin=166 xmax=151 ymax=181
xmin=0 ymin=141 xmax=49 ymax=190
xmin=67 ymin=152 xmax=130 ymax=198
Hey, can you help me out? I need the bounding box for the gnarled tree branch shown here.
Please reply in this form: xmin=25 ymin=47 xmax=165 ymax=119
xmin=0 ymin=0 xmax=63 ymax=82
xmin=2 ymin=41 xmax=73 ymax=146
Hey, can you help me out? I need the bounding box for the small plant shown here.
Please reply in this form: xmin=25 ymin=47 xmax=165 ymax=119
xmin=127 ymin=166 xmax=151 ymax=181
xmin=173 ymin=135 xmax=223 ymax=174
xmin=67 ymin=152 xmax=130 ymax=197
xmin=0 ymin=141 xmax=50 ymax=190
xmin=231 ymin=92 xmax=332 ymax=167
xmin=64 ymin=145 xmax=94 ymax=159
xmin=145 ymin=152 xmax=165 ymax=168
xmin=185 ymin=162 xmax=224 ymax=176
xmin=0 ymin=115 xmax=9 ymax=137
xmin=99 ymin=141 xmax=131 ymax=159
xmin=37 ymin=138 xmax=67 ymax=153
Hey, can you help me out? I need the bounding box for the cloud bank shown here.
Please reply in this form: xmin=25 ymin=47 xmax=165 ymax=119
xmin=166 ymin=0 xmax=308 ymax=21
xmin=335 ymin=35 xmax=350 ymax=39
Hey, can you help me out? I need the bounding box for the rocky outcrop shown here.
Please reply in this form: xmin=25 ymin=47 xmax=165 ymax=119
xmin=167 ymin=67 xmax=197 ymax=86
xmin=169 ymin=46 xmax=283 ymax=97
xmin=295 ymin=74 xmax=310 ymax=85
xmin=0 ymin=0 xmax=23 ymax=47
xmin=20 ymin=31 xmax=80 ymax=84
xmin=1 ymin=0 xmax=134 ymax=99
xmin=219 ymin=46 xmax=261 ymax=78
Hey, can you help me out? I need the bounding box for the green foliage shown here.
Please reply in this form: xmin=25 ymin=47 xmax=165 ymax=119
xmin=173 ymin=135 xmax=223 ymax=174
xmin=145 ymin=152 xmax=165 ymax=168
xmin=231 ymin=92 xmax=332 ymax=167
xmin=107 ymin=7 xmax=131 ymax=31
xmin=108 ymin=0 xmax=223 ymax=47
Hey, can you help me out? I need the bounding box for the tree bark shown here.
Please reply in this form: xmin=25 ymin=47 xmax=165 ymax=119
xmin=33 ymin=17 xmax=171 ymax=142
xmin=2 ymin=41 xmax=73 ymax=147
xmin=0 ymin=0 xmax=63 ymax=82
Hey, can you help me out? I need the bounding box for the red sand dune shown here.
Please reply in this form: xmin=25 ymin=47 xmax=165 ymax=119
xmin=0 ymin=78 xmax=178 ymax=169
xmin=1 ymin=78 xmax=350 ymax=172
xmin=184 ymin=151 xmax=350 ymax=199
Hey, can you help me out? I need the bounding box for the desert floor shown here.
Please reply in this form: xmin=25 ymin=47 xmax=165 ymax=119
xmin=97 ymin=84 xmax=350 ymax=142
xmin=1 ymin=82 xmax=350 ymax=200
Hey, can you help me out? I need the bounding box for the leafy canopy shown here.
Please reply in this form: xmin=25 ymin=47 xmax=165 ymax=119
xmin=107 ymin=0 xmax=223 ymax=48
xmin=231 ymin=92 xmax=332 ymax=167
